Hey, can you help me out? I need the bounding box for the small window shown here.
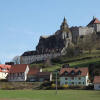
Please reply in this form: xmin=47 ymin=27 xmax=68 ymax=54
xmin=65 ymin=77 xmax=67 ymax=80
xmin=65 ymin=82 xmax=68 ymax=84
xmin=78 ymin=82 xmax=81 ymax=84
xmin=71 ymin=77 xmax=74 ymax=80
xmin=72 ymin=82 xmax=74 ymax=85
xmin=71 ymin=70 xmax=75 ymax=75
xmin=64 ymin=71 xmax=68 ymax=75
xmin=78 ymin=77 xmax=81 ymax=80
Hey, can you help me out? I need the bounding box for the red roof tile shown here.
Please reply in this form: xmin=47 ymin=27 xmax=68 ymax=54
xmin=28 ymin=67 xmax=40 ymax=75
xmin=9 ymin=64 xmax=28 ymax=73
xmin=0 ymin=64 xmax=11 ymax=72
xmin=94 ymin=76 xmax=100 ymax=84
xmin=59 ymin=67 xmax=88 ymax=76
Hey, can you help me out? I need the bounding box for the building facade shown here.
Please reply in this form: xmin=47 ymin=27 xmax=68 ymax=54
xmin=59 ymin=67 xmax=89 ymax=86
xmin=0 ymin=64 xmax=11 ymax=79
xmin=94 ymin=76 xmax=100 ymax=90
xmin=7 ymin=64 xmax=29 ymax=82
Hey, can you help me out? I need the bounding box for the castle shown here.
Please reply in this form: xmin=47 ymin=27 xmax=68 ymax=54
xmin=20 ymin=17 xmax=100 ymax=64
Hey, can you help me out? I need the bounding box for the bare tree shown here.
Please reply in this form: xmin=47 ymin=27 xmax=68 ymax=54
xmin=12 ymin=56 xmax=20 ymax=64
xmin=77 ymin=32 xmax=97 ymax=54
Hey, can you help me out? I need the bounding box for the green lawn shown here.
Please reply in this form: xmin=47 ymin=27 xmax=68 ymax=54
xmin=0 ymin=90 xmax=100 ymax=100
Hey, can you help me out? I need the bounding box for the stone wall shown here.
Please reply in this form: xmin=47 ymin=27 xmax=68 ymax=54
xmin=79 ymin=26 xmax=94 ymax=36
xmin=71 ymin=26 xmax=94 ymax=44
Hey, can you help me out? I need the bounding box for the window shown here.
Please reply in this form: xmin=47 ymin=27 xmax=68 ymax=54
xmin=71 ymin=70 xmax=75 ymax=75
xmin=71 ymin=77 xmax=74 ymax=80
xmin=65 ymin=77 xmax=67 ymax=80
xmin=64 ymin=71 xmax=68 ymax=75
xmin=78 ymin=77 xmax=81 ymax=80
xmin=65 ymin=82 xmax=68 ymax=84
xmin=78 ymin=82 xmax=81 ymax=84
xmin=72 ymin=82 xmax=74 ymax=85
xmin=77 ymin=70 xmax=81 ymax=75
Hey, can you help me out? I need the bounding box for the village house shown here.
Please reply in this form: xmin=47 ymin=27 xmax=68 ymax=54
xmin=27 ymin=68 xmax=52 ymax=82
xmin=94 ymin=76 xmax=100 ymax=90
xmin=7 ymin=64 xmax=52 ymax=82
xmin=36 ymin=72 xmax=52 ymax=82
xmin=0 ymin=64 xmax=11 ymax=79
xmin=59 ymin=66 xmax=89 ymax=86
xmin=7 ymin=64 xmax=29 ymax=82
xmin=27 ymin=67 xmax=42 ymax=82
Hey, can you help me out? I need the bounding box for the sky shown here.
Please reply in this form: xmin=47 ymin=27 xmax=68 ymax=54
xmin=0 ymin=0 xmax=100 ymax=64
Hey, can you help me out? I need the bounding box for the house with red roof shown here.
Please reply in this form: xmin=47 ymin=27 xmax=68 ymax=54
xmin=27 ymin=67 xmax=52 ymax=82
xmin=94 ymin=76 xmax=100 ymax=90
xmin=27 ymin=67 xmax=42 ymax=82
xmin=59 ymin=66 xmax=89 ymax=86
xmin=0 ymin=64 xmax=11 ymax=79
xmin=7 ymin=64 xmax=29 ymax=81
xmin=36 ymin=72 xmax=52 ymax=82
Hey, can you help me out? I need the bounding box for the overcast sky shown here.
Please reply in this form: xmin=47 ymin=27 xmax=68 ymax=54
xmin=0 ymin=0 xmax=100 ymax=63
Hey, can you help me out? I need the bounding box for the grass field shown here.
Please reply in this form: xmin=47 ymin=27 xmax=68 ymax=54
xmin=0 ymin=90 xmax=100 ymax=100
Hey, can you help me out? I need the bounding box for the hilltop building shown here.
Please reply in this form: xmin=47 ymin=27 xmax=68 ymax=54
xmin=20 ymin=17 xmax=100 ymax=64
xmin=20 ymin=17 xmax=72 ymax=64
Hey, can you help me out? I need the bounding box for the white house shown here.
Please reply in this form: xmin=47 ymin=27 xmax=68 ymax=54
xmin=0 ymin=64 xmax=11 ymax=79
xmin=7 ymin=64 xmax=29 ymax=82
xmin=94 ymin=76 xmax=100 ymax=90
xmin=59 ymin=66 xmax=89 ymax=86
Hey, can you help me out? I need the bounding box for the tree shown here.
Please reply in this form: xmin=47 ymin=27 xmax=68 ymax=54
xmin=12 ymin=56 xmax=20 ymax=64
xmin=66 ymin=43 xmax=75 ymax=57
xmin=77 ymin=32 xmax=97 ymax=54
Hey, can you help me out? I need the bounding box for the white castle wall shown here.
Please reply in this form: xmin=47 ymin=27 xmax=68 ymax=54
xmin=71 ymin=26 xmax=94 ymax=44
xmin=96 ymin=24 xmax=100 ymax=32
xmin=20 ymin=53 xmax=61 ymax=64
xmin=79 ymin=27 xmax=94 ymax=36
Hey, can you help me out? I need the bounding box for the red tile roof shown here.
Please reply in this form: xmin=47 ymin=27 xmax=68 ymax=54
xmin=0 ymin=64 xmax=11 ymax=72
xmin=88 ymin=18 xmax=100 ymax=26
xmin=28 ymin=67 xmax=40 ymax=75
xmin=59 ymin=67 xmax=88 ymax=76
xmin=9 ymin=64 xmax=28 ymax=73
xmin=94 ymin=76 xmax=100 ymax=84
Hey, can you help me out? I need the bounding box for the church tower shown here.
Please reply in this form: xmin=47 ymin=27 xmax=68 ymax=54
xmin=59 ymin=17 xmax=72 ymax=41
xmin=60 ymin=17 xmax=69 ymax=31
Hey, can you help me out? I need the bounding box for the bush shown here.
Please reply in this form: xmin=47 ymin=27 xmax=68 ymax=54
xmin=63 ymin=84 xmax=69 ymax=88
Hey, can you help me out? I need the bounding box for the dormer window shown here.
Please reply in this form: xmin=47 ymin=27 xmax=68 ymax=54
xmin=71 ymin=70 xmax=75 ymax=75
xmin=1 ymin=68 xmax=6 ymax=71
xmin=64 ymin=71 xmax=68 ymax=75
xmin=77 ymin=70 xmax=81 ymax=75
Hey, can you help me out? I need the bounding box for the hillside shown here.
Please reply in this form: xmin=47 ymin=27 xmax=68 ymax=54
xmin=31 ymin=50 xmax=100 ymax=72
